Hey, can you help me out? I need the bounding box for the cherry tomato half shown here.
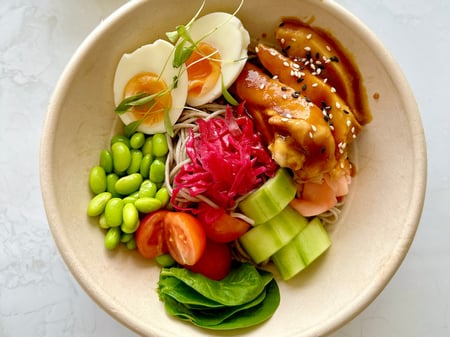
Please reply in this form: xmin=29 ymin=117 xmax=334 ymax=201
xmin=189 ymin=241 xmax=232 ymax=280
xmin=135 ymin=210 xmax=169 ymax=259
xmin=197 ymin=203 xmax=251 ymax=243
xmin=164 ymin=212 xmax=206 ymax=266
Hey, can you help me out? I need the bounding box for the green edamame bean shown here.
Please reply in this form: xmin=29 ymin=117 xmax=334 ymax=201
xmin=115 ymin=173 xmax=143 ymax=195
xmin=89 ymin=166 xmax=107 ymax=194
xmin=139 ymin=180 xmax=157 ymax=198
xmin=111 ymin=141 xmax=131 ymax=174
xmin=106 ymin=173 xmax=121 ymax=198
xmin=98 ymin=213 xmax=109 ymax=229
xmin=111 ymin=135 xmax=130 ymax=148
xmin=126 ymin=237 xmax=137 ymax=250
xmin=155 ymin=187 xmax=170 ymax=207
xmin=121 ymin=203 xmax=139 ymax=234
xmin=126 ymin=149 xmax=143 ymax=174
xmin=141 ymin=136 xmax=153 ymax=155
xmin=152 ymin=133 xmax=169 ymax=157
xmin=104 ymin=227 xmax=121 ymax=250
xmin=120 ymin=232 xmax=133 ymax=243
xmin=155 ymin=254 xmax=176 ymax=267
xmin=130 ymin=132 xmax=145 ymax=149
xmin=139 ymin=153 xmax=153 ymax=179
xmin=123 ymin=195 xmax=138 ymax=204
xmin=104 ymin=197 xmax=124 ymax=227
xmin=99 ymin=149 xmax=113 ymax=174
xmin=135 ymin=197 xmax=162 ymax=213
xmin=149 ymin=159 xmax=165 ymax=183
xmin=87 ymin=192 xmax=112 ymax=217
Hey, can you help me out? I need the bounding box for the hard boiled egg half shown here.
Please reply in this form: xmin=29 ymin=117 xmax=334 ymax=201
xmin=113 ymin=39 xmax=188 ymax=134
xmin=184 ymin=12 xmax=250 ymax=107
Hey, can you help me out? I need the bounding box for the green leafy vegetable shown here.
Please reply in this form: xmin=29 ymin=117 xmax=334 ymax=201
xmin=221 ymin=75 xmax=239 ymax=106
xmin=159 ymin=263 xmax=273 ymax=306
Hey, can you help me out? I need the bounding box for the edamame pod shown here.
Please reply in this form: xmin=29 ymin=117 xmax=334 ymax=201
xmin=121 ymin=203 xmax=140 ymax=233
xmin=115 ymin=173 xmax=143 ymax=195
xmin=141 ymin=136 xmax=153 ymax=155
xmin=105 ymin=227 xmax=121 ymax=250
xmin=135 ymin=197 xmax=162 ymax=213
xmin=139 ymin=153 xmax=153 ymax=179
xmin=89 ymin=166 xmax=107 ymax=194
xmin=149 ymin=159 xmax=165 ymax=183
xmin=106 ymin=173 xmax=121 ymax=198
xmin=104 ymin=197 xmax=124 ymax=227
xmin=155 ymin=187 xmax=170 ymax=207
xmin=99 ymin=149 xmax=113 ymax=174
xmin=127 ymin=149 xmax=143 ymax=174
xmin=130 ymin=132 xmax=145 ymax=149
xmin=126 ymin=237 xmax=137 ymax=250
xmin=87 ymin=192 xmax=112 ymax=217
xmin=152 ymin=133 xmax=169 ymax=157
xmin=111 ymin=141 xmax=131 ymax=174
xmin=139 ymin=180 xmax=157 ymax=198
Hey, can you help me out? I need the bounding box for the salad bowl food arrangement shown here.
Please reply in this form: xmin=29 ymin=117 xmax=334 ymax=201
xmin=40 ymin=0 xmax=426 ymax=336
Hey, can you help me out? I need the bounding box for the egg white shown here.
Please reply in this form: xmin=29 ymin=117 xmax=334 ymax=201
xmin=185 ymin=12 xmax=250 ymax=107
xmin=113 ymin=39 xmax=188 ymax=134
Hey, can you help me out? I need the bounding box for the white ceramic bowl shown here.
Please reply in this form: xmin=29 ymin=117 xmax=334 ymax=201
xmin=40 ymin=0 xmax=427 ymax=336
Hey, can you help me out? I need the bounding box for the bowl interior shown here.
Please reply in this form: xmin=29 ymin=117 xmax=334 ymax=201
xmin=40 ymin=0 xmax=426 ymax=336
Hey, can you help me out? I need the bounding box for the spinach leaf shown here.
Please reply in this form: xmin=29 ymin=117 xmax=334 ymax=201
xmin=161 ymin=287 xmax=267 ymax=326
xmin=162 ymin=279 xmax=280 ymax=330
xmin=158 ymin=275 xmax=224 ymax=308
xmin=159 ymin=263 xmax=273 ymax=306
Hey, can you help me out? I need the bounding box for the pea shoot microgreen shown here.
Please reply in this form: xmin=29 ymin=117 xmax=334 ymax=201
xmin=114 ymin=0 xmax=245 ymax=138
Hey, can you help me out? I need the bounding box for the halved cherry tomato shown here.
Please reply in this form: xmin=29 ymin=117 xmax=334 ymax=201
xmin=189 ymin=241 xmax=232 ymax=280
xmin=135 ymin=210 xmax=169 ymax=259
xmin=197 ymin=203 xmax=250 ymax=243
xmin=164 ymin=212 xmax=206 ymax=266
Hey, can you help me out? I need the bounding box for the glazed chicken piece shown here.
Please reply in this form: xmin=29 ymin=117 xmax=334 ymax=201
xmin=254 ymin=43 xmax=362 ymax=150
xmin=234 ymin=62 xmax=338 ymax=181
xmin=275 ymin=18 xmax=372 ymax=125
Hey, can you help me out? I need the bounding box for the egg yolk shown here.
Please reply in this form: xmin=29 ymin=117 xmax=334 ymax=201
xmin=123 ymin=72 xmax=172 ymax=125
xmin=186 ymin=42 xmax=222 ymax=98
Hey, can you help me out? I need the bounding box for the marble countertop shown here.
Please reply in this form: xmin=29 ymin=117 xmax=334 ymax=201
xmin=1 ymin=0 xmax=449 ymax=336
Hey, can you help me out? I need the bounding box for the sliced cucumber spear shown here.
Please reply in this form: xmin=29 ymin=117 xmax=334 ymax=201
xmin=238 ymin=168 xmax=297 ymax=225
xmin=239 ymin=205 xmax=308 ymax=264
xmin=272 ymin=217 xmax=332 ymax=280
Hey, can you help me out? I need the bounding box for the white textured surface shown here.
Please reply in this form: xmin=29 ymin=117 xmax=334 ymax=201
xmin=0 ymin=1 xmax=448 ymax=337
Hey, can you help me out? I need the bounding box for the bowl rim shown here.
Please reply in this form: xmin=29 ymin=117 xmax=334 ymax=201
xmin=40 ymin=0 xmax=427 ymax=336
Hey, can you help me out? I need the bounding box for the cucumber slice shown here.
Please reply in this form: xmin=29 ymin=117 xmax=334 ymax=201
xmin=238 ymin=168 xmax=297 ymax=225
xmin=239 ymin=206 xmax=307 ymax=264
xmin=272 ymin=217 xmax=331 ymax=280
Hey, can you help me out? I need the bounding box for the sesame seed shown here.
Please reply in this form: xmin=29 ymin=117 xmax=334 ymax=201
xmin=286 ymin=113 xmax=292 ymax=118
xmin=291 ymin=37 xmax=297 ymax=42
xmin=309 ymin=131 xmax=313 ymax=139
xmin=311 ymin=124 xmax=317 ymax=132
xmin=340 ymin=162 xmax=345 ymax=169
xmin=281 ymin=38 xmax=285 ymax=44
xmin=352 ymin=134 xmax=357 ymax=139
xmin=292 ymin=91 xmax=300 ymax=98
xmin=282 ymin=94 xmax=287 ymax=100
xmin=281 ymin=117 xmax=288 ymax=122
xmin=255 ymin=46 xmax=260 ymax=53
xmin=306 ymin=33 xmax=312 ymax=39
xmin=330 ymin=125 xmax=335 ymax=131
xmin=292 ymin=63 xmax=300 ymax=69
xmin=310 ymin=63 xmax=316 ymax=70
xmin=331 ymin=87 xmax=336 ymax=93
xmin=259 ymin=83 xmax=265 ymax=90
xmin=281 ymin=86 xmax=287 ymax=91
xmin=324 ymin=78 xmax=328 ymax=83
xmin=316 ymin=68 xmax=322 ymax=75
xmin=346 ymin=119 xmax=351 ymax=127
xmin=270 ymin=49 xmax=277 ymax=56
xmin=336 ymin=102 xmax=341 ymax=109
xmin=283 ymin=61 xmax=290 ymax=67
xmin=312 ymin=83 xmax=318 ymax=88
xmin=304 ymin=46 xmax=311 ymax=51
xmin=329 ymin=113 xmax=333 ymax=119
xmin=351 ymin=126 xmax=355 ymax=133
xmin=326 ymin=45 xmax=331 ymax=52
